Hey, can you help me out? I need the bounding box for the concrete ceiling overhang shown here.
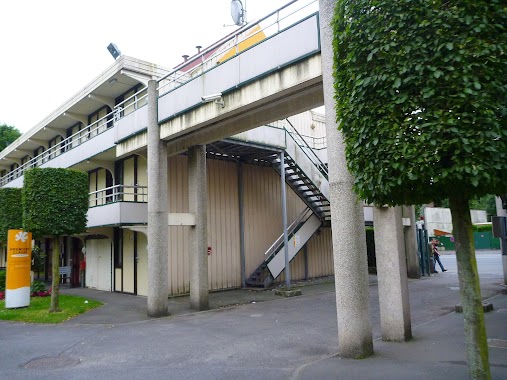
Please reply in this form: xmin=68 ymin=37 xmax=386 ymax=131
xmin=0 ymin=56 xmax=170 ymax=166
xmin=161 ymin=54 xmax=324 ymax=157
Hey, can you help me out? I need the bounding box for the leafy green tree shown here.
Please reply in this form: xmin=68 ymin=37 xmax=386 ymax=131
xmin=0 ymin=124 xmax=21 ymax=152
xmin=0 ymin=188 xmax=23 ymax=245
xmin=22 ymin=168 xmax=89 ymax=312
xmin=333 ymin=1 xmax=506 ymax=378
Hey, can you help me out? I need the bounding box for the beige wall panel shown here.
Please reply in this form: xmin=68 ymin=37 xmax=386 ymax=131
xmin=89 ymin=172 xmax=97 ymax=206
xmin=164 ymin=155 xmax=328 ymax=294
xmin=137 ymin=156 xmax=148 ymax=201
xmin=137 ymin=156 xmax=148 ymax=186
xmin=123 ymin=157 xmax=135 ymax=202
xmin=243 ymin=164 xmax=305 ymax=279
xmin=136 ymin=233 xmax=148 ymax=296
xmin=207 ymin=159 xmax=240 ymax=290
xmin=306 ymin=227 xmax=334 ymax=278
xmin=122 ymin=229 xmax=135 ymax=293
xmin=115 ymin=268 xmax=122 ymax=291
xmin=97 ymin=169 xmax=106 ymax=205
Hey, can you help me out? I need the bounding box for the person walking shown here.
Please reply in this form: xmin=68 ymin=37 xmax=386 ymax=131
xmin=431 ymin=239 xmax=447 ymax=273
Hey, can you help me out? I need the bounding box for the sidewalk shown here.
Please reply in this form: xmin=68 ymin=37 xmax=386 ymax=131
xmin=60 ymin=275 xmax=352 ymax=324
xmin=297 ymin=292 xmax=507 ymax=379
xmin=1 ymin=257 xmax=506 ymax=379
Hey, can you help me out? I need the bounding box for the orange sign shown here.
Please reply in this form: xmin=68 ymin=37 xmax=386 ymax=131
xmin=5 ymin=229 xmax=32 ymax=308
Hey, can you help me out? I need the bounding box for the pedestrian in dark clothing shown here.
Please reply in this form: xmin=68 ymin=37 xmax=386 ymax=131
xmin=431 ymin=239 xmax=447 ymax=273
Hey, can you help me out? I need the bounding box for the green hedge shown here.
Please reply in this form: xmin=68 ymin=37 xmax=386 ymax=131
xmin=0 ymin=270 xmax=5 ymax=292
xmin=473 ymin=224 xmax=492 ymax=233
xmin=0 ymin=188 xmax=23 ymax=244
xmin=22 ymin=168 xmax=89 ymax=237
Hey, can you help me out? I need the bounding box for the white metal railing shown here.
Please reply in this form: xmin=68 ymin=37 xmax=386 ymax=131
xmin=88 ymin=184 xmax=148 ymax=207
xmin=264 ymin=207 xmax=313 ymax=261
xmin=113 ymin=0 xmax=319 ymax=119
xmin=284 ymin=119 xmax=328 ymax=179
xmin=0 ymin=111 xmax=115 ymax=187
xmin=0 ymin=0 xmax=319 ymax=188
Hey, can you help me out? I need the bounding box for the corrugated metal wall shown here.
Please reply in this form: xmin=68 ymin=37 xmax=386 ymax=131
xmin=163 ymin=155 xmax=335 ymax=295
xmin=108 ymin=150 xmax=334 ymax=296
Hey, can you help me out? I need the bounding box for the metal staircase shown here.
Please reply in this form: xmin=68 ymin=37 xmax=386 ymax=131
xmin=246 ymin=208 xmax=321 ymax=287
xmin=270 ymin=154 xmax=330 ymax=223
xmin=246 ymin=120 xmax=331 ymax=287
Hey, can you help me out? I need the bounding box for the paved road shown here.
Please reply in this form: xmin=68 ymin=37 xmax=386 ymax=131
xmin=0 ymin=250 xmax=505 ymax=380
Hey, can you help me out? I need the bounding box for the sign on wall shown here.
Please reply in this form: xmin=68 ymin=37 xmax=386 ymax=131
xmin=5 ymin=229 xmax=32 ymax=309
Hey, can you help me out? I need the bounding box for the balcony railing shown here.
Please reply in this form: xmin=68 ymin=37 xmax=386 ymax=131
xmin=113 ymin=0 xmax=319 ymax=119
xmin=0 ymin=112 xmax=115 ymax=187
xmin=88 ymin=184 xmax=148 ymax=207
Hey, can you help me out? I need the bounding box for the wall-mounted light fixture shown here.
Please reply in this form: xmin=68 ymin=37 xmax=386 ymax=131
xmin=107 ymin=43 xmax=121 ymax=60
xmin=201 ymin=93 xmax=224 ymax=108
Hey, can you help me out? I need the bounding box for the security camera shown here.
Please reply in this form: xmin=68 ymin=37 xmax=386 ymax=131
xmin=201 ymin=93 xmax=223 ymax=102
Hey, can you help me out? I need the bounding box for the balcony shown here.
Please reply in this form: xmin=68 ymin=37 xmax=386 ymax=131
xmin=87 ymin=185 xmax=148 ymax=228
xmin=0 ymin=112 xmax=116 ymax=188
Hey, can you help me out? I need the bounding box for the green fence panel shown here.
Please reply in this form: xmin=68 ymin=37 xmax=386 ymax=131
xmin=431 ymin=232 xmax=500 ymax=251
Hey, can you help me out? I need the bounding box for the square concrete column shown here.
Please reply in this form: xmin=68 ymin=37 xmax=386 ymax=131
xmin=403 ymin=206 xmax=421 ymax=279
xmin=147 ymin=79 xmax=169 ymax=317
xmin=188 ymin=145 xmax=209 ymax=310
xmin=319 ymin=0 xmax=373 ymax=358
xmin=374 ymin=206 xmax=412 ymax=341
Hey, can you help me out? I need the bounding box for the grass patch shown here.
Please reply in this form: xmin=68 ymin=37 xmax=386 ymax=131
xmin=0 ymin=295 xmax=102 ymax=324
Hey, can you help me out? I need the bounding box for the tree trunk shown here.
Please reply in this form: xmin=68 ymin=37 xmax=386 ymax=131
xmin=448 ymin=194 xmax=490 ymax=380
xmin=49 ymin=236 xmax=61 ymax=313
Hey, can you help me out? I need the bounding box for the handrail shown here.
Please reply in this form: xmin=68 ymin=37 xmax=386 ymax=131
xmin=113 ymin=0 xmax=318 ymax=115
xmin=284 ymin=118 xmax=328 ymax=180
xmin=89 ymin=184 xmax=148 ymax=207
xmin=264 ymin=207 xmax=313 ymax=261
xmin=0 ymin=109 xmax=116 ymax=187
xmin=0 ymin=0 xmax=319 ymax=188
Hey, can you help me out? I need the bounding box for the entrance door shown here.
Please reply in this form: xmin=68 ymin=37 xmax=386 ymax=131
xmin=85 ymin=238 xmax=112 ymax=291
xmin=96 ymin=239 xmax=112 ymax=291
xmin=136 ymin=233 xmax=148 ymax=296
xmin=122 ymin=230 xmax=136 ymax=293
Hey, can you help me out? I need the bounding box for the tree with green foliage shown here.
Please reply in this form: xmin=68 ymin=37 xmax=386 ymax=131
xmin=22 ymin=168 xmax=89 ymax=312
xmin=333 ymin=1 xmax=506 ymax=378
xmin=0 ymin=188 xmax=23 ymax=245
xmin=0 ymin=124 xmax=21 ymax=152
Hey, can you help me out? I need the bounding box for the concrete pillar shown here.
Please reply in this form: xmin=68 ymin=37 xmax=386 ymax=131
xmin=495 ymin=197 xmax=507 ymax=285
xmin=403 ymin=206 xmax=421 ymax=279
xmin=374 ymin=206 xmax=412 ymax=341
xmin=319 ymin=0 xmax=373 ymax=358
xmin=147 ymin=80 xmax=169 ymax=317
xmin=188 ymin=145 xmax=209 ymax=310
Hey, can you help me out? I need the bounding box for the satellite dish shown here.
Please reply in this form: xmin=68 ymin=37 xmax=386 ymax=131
xmin=230 ymin=0 xmax=245 ymax=26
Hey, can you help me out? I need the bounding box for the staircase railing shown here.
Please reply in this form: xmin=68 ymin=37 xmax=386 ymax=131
xmin=284 ymin=118 xmax=328 ymax=180
xmin=264 ymin=207 xmax=314 ymax=262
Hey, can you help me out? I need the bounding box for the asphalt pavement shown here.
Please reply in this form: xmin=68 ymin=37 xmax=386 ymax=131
xmin=0 ymin=250 xmax=506 ymax=379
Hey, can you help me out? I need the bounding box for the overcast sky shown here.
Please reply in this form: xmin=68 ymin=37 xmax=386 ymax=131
xmin=1 ymin=0 xmax=316 ymax=133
